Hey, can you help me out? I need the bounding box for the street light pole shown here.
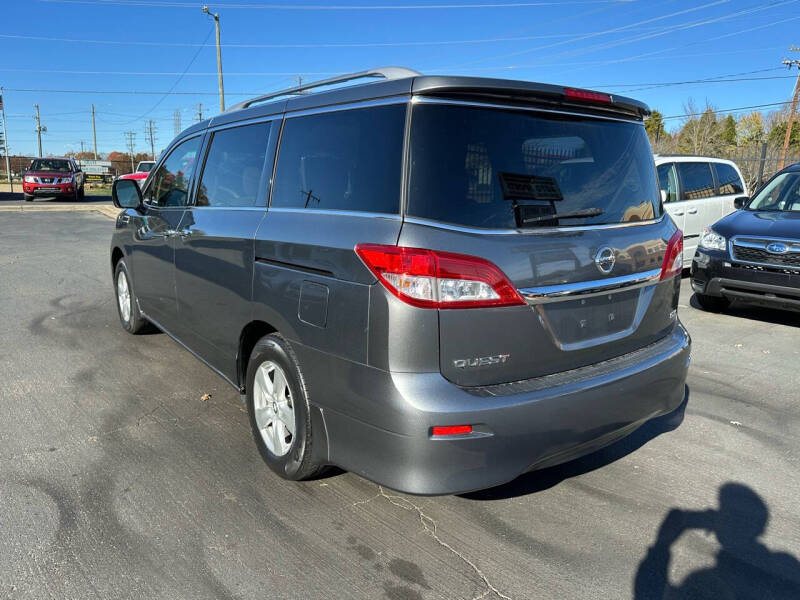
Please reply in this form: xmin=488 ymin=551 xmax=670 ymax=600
xmin=202 ymin=6 xmax=225 ymax=113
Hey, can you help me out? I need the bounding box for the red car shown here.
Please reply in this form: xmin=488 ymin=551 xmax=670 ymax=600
xmin=23 ymin=157 xmax=85 ymax=201
xmin=117 ymin=160 xmax=156 ymax=188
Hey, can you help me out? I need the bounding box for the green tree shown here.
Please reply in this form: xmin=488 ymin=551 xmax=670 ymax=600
xmin=644 ymin=110 xmax=667 ymax=142
xmin=767 ymin=120 xmax=800 ymax=150
xmin=677 ymin=103 xmax=721 ymax=154
xmin=720 ymin=115 xmax=737 ymax=147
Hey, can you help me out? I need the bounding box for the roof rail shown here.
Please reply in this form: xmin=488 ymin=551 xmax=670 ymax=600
xmin=226 ymin=66 xmax=421 ymax=112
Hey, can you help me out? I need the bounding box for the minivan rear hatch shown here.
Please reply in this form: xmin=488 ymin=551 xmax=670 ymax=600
xmin=398 ymin=98 xmax=680 ymax=387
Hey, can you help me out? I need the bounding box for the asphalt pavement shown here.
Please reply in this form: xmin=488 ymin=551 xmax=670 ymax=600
xmin=1 ymin=211 xmax=799 ymax=599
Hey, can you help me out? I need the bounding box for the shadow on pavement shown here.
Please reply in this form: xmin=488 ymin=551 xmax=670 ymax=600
xmin=462 ymin=387 xmax=689 ymax=501
xmin=0 ymin=191 xmax=112 ymax=204
xmin=689 ymin=293 xmax=800 ymax=328
xmin=634 ymin=483 xmax=800 ymax=599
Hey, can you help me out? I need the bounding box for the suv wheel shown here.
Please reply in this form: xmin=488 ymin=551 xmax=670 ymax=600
xmin=694 ymin=293 xmax=730 ymax=313
xmin=114 ymin=259 xmax=148 ymax=333
xmin=78 ymin=186 xmax=85 ymax=201
xmin=23 ymin=193 xmax=33 ymax=202
xmin=246 ymin=334 xmax=322 ymax=481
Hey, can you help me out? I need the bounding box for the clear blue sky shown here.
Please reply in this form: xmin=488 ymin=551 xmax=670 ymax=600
xmin=1 ymin=0 xmax=798 ymax=157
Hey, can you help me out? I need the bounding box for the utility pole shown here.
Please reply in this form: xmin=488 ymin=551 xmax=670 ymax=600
xmin=34 ymin=104 xmax=46 ymax=157
xmin=124 ymin=131 xmax=136 ymax=173
xmin=79 ymin=140 xmax=86 ymax=155
xmin=173 ymin=109 xmax=182 ymax=137
xmin=779 ymin=47 xmax=800 ymax=170
xmin=144 ymin=119 xmax=157 ymax=160
xmin=202 ymin=6 xmax=225 ymax=112
xmin=0 ymin=87 xmax=12 ymax=193
xmin=91 ymin=104 xmax=98 ymax=159
xmin=197 ymin=103 xmax=203 ymax=122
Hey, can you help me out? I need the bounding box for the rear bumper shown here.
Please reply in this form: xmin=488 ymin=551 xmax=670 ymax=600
xmin=691 ymin=249 xmax=800 ymax=311
xmin=300 ymin=323 xmax=691 ymax=495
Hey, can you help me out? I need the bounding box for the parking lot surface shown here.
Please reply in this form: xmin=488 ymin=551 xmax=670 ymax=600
xmin=1 ymin=211 xmax=799 ymax=599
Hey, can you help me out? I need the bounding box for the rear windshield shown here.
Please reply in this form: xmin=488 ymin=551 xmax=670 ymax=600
xmin=30 ymin=159 xmax=71 ymax=172
xmin=408 ymin=104 xmax=661 ymax=228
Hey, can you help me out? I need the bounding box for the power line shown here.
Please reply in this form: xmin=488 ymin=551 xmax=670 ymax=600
xmin=0 ymin=29 xmax=668 ymax=49
xmin=442 ymin=0 xmax=733 ymax=69
xmin=40 ymin=0 xmax=637 ymax=10
xmin=662 ymin=100 xmax=794 ymax=121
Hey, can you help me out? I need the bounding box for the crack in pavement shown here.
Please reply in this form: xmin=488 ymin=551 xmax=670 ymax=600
xmin=353 ymin=486 xmax=513 ymax=600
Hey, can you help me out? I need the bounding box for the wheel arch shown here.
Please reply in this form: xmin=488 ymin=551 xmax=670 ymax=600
xmin=111 ymin=246 xmax=124 ymax=274
xmin=237 ymin=320 xmax=278 ymax=392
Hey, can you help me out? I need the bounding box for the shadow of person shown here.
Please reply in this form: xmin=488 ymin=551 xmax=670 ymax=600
xmin=634 ymin=483 xmax=800 ymax=599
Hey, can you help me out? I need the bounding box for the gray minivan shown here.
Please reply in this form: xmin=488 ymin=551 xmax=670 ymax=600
xmin=110 ymin=67 xmax=690 ymax=495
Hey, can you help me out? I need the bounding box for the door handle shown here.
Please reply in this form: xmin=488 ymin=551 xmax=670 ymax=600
xmin=163 ymin=229 xmax=179 ymax=238
xmin=178 ymin=229 xmax=193 ymax=239
xmin=688 ymin=208 xmax=698 ymax=214
xmin=673 ymin=211 xmax=684 ymax=216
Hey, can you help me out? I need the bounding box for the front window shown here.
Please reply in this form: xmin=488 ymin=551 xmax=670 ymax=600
xmin=30 ymin=159 xmax=71 ymax=172
xmin=407 ymin=104 xmax=661 ymax=229
xmin=145 ymin=137 xmax=200 ymax=207
xmin=747 ymin=172 xmax=800 ymax=212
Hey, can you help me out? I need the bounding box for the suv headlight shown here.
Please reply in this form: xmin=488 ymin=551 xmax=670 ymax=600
xmin=24 ymin=175 xmax=36 ymax=183
xmin=699 ymin=227 xmax=726 ymax=251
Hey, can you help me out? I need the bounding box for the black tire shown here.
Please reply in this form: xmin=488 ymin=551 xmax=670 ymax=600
xmin=113 ymin=259 xmax=149 ymax=334
xmin=23 ymin=193 xmax=33 ymax=202
xmin=78 ymin=186 xmax=85 ymax=201
xmin=695 ymin=293 xmax=730 ymax=313
xmin=246 ymin=334 xmax=322 ymax=481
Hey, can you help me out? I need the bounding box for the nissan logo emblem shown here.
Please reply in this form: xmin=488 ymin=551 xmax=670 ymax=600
xmin=594 ymin=247 xmax=616 ymax=274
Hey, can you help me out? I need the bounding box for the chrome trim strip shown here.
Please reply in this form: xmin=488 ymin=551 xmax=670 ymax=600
xmin=284 ymin=96 xmax=410 ymax=119
xmin=411 ymin=96 xmax=643 ymax=124
xmin=268 ymin=207 xmax=402 ymax=220
xmin=519 ymin=268 xmax=662 ymax=305
xmin=402 ymin=214 xmax=665 ymax=235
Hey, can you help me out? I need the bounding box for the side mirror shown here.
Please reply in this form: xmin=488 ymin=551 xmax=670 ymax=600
xmin=112 ymin=178 xmax=143 ymax=210
xmin=733 ymin=196 xmax=749 ymax=210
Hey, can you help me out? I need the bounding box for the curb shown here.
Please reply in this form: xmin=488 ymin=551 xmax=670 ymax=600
xmin=0 ymin=204 xmax=120 ymax=220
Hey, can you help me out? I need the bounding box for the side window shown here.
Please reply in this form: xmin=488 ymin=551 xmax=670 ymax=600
xmin=657 ymin=163 xmax=678 ymax=203
xmin=714 ymin=162 xmax=744 ymax=195
xmin=677 ymin=162 xmax=715 ymax=201
xmin=146 ymin=136 xmax=201 ymax=208
xmin=272 ymin=104 xmax=406 ymax=213
xmin=196 ymin=122 xmax=271 ymax=208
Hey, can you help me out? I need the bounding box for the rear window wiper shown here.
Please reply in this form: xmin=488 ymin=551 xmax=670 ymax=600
xmin=522 ymin=207 xmax=604 ymax=225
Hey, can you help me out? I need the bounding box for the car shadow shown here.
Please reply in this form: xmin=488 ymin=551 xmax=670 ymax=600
xmin=634 ymin=482 xmax=800 ymax=598
xmin=461 ymin=386 xmax=689 ymax=501
xmin=689 ymin=293 xmax=800 ymax=328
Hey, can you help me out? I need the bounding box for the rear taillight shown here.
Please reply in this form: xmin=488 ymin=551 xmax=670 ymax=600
xmin=355 ymin=244 xmax=526 ymax=309
xmin=660 ymin=230 xmax=684 ymax=280
xmin=564 ymin=87 xmax=612 ymax=104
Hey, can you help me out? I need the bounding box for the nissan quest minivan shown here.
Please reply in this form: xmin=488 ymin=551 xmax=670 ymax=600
xmin=110 ymin=68 xmax=690 ymax=495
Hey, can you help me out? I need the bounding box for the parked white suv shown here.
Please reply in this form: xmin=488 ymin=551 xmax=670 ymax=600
xmin=655 ymin=155 xmax=748 ymax=264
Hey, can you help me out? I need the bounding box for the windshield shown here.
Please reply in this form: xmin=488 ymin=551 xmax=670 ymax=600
xmin=408 ymin=104 xmax=661 ymax=228
xmin=137 ymin=161 xmax=155 ymax=172
xmin=747 ymin=172 xmax=800 ymax=212
xmin=29 ymin=159 xmax=71 ymax=172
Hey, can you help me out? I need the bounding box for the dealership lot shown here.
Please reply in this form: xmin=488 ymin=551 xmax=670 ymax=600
xmin=1 ymin=211 xmax=799 ymax=599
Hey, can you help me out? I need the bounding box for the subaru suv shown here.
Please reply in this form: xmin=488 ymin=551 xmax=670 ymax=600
xmin=110 ymin=68 xmax=690 ymax=495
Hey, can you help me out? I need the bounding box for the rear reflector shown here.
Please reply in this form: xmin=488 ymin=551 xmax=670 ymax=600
xmin=355 ymin=244 xmax=526 ymax=309
xmin=564 ymin=87 xmax=612 ymax=105
xmin=660 ymin=230 xmax=684 ymax=280
xmin=432 ymin=425 xmax=473 ymax=437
